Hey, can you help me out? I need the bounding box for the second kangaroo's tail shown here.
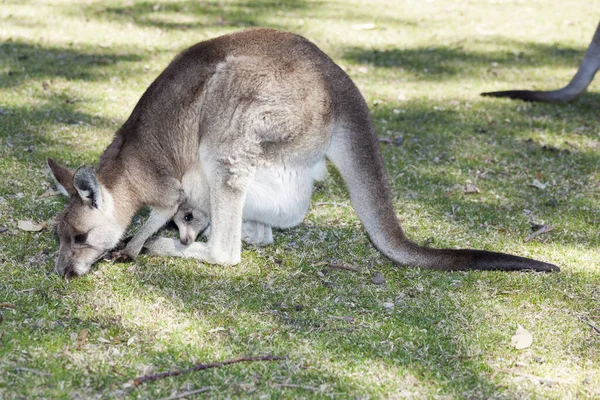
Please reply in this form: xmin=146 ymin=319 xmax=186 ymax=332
xmin=481 ymin=22 xmax=600 ymax=103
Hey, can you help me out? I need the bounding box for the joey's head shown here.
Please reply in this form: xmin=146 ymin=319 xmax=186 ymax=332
xmin=48 ymin=158 xmax=126 ymax=277
xmin=173 ymin=203 xmax=210 ymax=245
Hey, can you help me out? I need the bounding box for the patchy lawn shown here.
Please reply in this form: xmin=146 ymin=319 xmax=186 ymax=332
xmin=0 ymin=0 xmax=599 ymax=398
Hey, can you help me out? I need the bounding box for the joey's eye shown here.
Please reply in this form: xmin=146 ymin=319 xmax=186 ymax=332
xmin=74 ymin=233 xmax=87 ymax=245
xmin=183 ymin=213 xmax=194 ymax=222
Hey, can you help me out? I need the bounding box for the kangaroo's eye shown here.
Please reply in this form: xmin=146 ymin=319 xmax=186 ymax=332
xmin=74 ymin=233 xmax=87 ymax=244
xmin=183 ymin=213 xmax=194 ymax=222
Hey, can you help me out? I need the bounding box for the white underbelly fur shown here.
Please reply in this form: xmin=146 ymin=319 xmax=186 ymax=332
xmin=244 ymin=159 xmax=325 ymax=228
xmin=181 ymin=159 xmax=326 ymax=229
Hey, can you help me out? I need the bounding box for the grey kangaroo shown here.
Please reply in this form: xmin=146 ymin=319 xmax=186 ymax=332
xmin=48 ymin=28 xmax=559 ymax=277
xmin=482 ymin=21 xmax=600 ymax=102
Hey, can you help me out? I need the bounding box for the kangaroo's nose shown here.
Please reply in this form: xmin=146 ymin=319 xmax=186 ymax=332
xmin=180 ymin=237 xmax=190 ymax=245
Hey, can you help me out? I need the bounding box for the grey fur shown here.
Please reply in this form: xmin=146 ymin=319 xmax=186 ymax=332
xmin=48 ymin=28 xmax=559 ymax=277
xmin=73 ymin=167 xmax=102 ymax=208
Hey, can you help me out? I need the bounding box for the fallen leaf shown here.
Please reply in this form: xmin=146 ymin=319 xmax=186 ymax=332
xmin=0 ymin=227 xmax=8 ymax=234
xmin=351 ymin=23 xmax=377 ymax=30
xmin=39 ymin=187 xmax=60 ymax=198
xmin=371 ymin=272 xmax=385 ymax=285
xmin=97 ymin=337 xmax=111 ymax=344
xmin=0 ymin=303 xmax=17 ymax=309
xmin=524 ymin=225 xmax=554 ymax=242
xmin=127 ymin=336 xmax=136 ymax=346
xmin=76 ymin=329 xmax=88 ymax=349
xmin=208 ymin=327 xmax=226 ymax=334
xmin=510 ymin=324 xmax=533 ymax=349
xmin=530 ymin=179 xmax=547 ymax=190
xmin=383 ymin=302 xmax=394 ymax=309
xmin=464 ymin=183 xmax=480 ymax=194
xmin=311 ymin=261 xmax=328 ymax=267
xmin=17 ymin=220 xmax=46 ymax=232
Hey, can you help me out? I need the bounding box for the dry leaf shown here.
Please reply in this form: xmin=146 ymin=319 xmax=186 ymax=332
xmin=464 ymin=183 xmax=480 ymax=194
xmin=39 ymin=187 xmax=60 ymax=198
xmin=17 ymin=220 xmax=46 ymax=232
xmin=530 ymin=179 xmax=547 ymax=190
xmin=510 ymin=324 xmax=533 ymax=349
xmin=371 ymin=272 xmax=385 ymax=285
xmin=127 ymin=336 xmax=137 ymax=346
xmin=351 ymin=23 xmax=377 ymax=30
xmin=76 ymin=329 xmax=88 ymax=349
xmin=525 ymin=225 xmax=555 ymax=242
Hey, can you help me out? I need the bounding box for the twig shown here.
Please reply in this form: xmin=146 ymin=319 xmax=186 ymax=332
xmin=580 ymin=316 xmax=600 ymax=334
xmin=0 ymin=303 xmax=16 ymax=309
xmin=159 ymin=387 xmax=214 ymax=400
xmin=327 ymin=263 xmax=360 ymax=273
xmin=273 ymin=383 xmax=317 ymax=391
xmin=493 ymin=367 xmax=570 ymax=385
xmin=133 ymin=355 xmax=286 ymax=386
xmin=14 ymin=367 xmax=54 ymax=377
xmin=524 ymin=225 xmax=554 ymax=242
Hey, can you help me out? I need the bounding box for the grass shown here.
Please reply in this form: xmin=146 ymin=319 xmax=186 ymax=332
xmin=0 ymin=0 xmax=599 ymax=398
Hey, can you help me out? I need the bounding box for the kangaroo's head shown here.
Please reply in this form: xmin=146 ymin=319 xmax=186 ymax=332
xmin=173 ymin=203 xmax=210 ymax=245
xmin=48 ymin=158 xmax=126 ymax=277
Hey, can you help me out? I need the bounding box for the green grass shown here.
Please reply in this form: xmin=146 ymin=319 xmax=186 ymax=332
xmin=1 ymin=0 xmax=599 ymax=398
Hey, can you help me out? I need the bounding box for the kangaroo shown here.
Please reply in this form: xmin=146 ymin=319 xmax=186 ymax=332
xmin=482 ymin=21 xmax=600 ymax=102
xmin=48 ymin=28 xmax=559 ymax=277
xmin=173 ymin=202 xmax=210 ymax=246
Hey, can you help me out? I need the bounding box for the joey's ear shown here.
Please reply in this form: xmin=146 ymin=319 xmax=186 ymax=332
xmin=47 ymin=158 xmax=76 ymax=196
xmin=73 ymin=167 xmax=102 ymax=209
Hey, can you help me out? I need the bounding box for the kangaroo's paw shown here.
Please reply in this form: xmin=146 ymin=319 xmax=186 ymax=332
xmin=142 ymin=236 xmax=227 ymax=264
xmin=242 ymin=221 xmax=274 ymax=246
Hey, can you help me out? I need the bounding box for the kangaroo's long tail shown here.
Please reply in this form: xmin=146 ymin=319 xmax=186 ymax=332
xmin=325 ymin=84 xmax=558 ymax=272
xmin=481 ymin=22 xmax=600 ymax=103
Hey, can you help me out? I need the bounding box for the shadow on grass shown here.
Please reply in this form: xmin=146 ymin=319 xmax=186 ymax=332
xmin=360 ymin=100 xmax=599 ymax=250
xmin=342 ymin=39 xmax=589 ymax=82
xmin=0 ymin=103 xmax=119 ymax=166
xmin=102 ymin=249 xmax=597 ymax=397
xmin=81 ymin=0 xmax=313 ymax=31
xmin=119 ymin=260 xmax=504 ymax=397
xmin=0 ymin=40 xmax=143 ymax=88
xmin=2 ymin=216 xmax=598 ymax=397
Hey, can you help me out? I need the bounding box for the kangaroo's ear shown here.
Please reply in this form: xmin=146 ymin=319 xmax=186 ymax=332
xmin=73 ymin=167 xmax=102 ymax=209
xmin=47 ymin=158 xmax=76 ymax=196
